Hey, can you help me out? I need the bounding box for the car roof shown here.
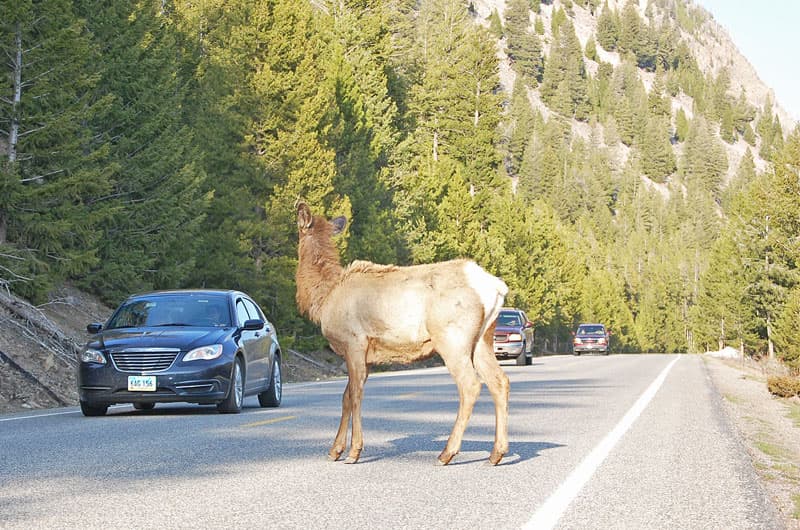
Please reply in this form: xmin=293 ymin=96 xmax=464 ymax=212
xmin=577 ymin=323 xmax=605 ymax=327
xmin=500 ymin=308 xmax=524 ymax=312
xmin=125 ymin=289 xmax=247 ymax=300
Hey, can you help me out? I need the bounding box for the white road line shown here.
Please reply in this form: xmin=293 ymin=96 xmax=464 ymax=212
xmin=0 ymin=409 xmax=80 ymax=422
xmin=525 ymin=355 xmax=681 ymax=530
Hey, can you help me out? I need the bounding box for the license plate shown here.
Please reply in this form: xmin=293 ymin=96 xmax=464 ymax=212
xmin=128 ymin=375 xmax=156 ymax=392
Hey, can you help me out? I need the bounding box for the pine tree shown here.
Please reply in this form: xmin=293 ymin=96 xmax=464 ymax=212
xmin=640 ymin=115 xmax=676 ymax=182
xmin=585 ymin=36 xmax=598 ymax=62
xmin=541 ymin=20 xmax=589 ymax=120
xmin=774 ymin=285 xmax=800 ymax=372
xmin=70 ymin=0 xmax=209 ymax=301
xmin=596 ymin=1 xmax=618 ymax=50
xmin=0 ymin=0 xmax=112 ymax=299
xmin=488 ymin=9 xmax=503 ymax=38
xmin=507 ymin=79 xmax=536 ymax=178
xmin=504 ymin=0 xmax=543 ymax=82
xmin=674 ymin=107 xmax=689 ymax=142
xmin=681 ymin=115 xmax=728 ymax=199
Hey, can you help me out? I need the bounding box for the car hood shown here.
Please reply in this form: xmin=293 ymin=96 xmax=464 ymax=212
xmin=494 ymin=324 xmax=524 ymax=334
xmin=90 ymin=327 xmax=230 ymax=352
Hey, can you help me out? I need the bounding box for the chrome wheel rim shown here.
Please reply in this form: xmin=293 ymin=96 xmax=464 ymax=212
xmin=273 ymin=361 xmax=282 ymax=400
xmin=233 ymin=362 xmax=243 ymax=408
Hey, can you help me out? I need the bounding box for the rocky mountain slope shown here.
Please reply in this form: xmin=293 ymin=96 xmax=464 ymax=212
xmin=472 ymin=0 xmax=795 ymax=186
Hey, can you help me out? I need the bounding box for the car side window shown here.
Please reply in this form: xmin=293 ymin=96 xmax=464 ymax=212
xmin=235 ymin=300 xmax=251 ymax=326
xmin=242 ymin=298 xmax=263 ymax=322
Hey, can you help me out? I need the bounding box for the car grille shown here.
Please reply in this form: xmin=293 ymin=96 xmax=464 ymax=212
xmin=110 ymin=349 xmax=180 ymax=373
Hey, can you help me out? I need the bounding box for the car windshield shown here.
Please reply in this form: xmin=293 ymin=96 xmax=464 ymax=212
xmin=577 ymin=325 xmax=605 ymax=336
xmin=106 ymin=294 xmax=231 ymax=329
xmin=498 ymin=312 xmax=522 ymax=326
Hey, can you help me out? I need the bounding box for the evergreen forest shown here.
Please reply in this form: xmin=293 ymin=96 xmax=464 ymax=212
xmin=1 ymin=0 xmax=798 ymax=371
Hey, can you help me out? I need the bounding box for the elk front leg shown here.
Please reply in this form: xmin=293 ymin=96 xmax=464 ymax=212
xmin=345 ymin=362 xmax=368 ymax=464
xmin=329 ymin=380 xmax=352 ymax=461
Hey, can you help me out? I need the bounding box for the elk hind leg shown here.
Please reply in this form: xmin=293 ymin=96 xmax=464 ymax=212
xmin=473 ymin=329 xmax=510 ymax=465
xmin=438 ymin=349 xmax=482 ymax=465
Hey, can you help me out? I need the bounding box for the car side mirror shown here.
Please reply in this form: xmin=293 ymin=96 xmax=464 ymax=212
xmin=524 ymin=321 xmax=533 ymax=329
xmin=87 ymin=323 xmax=103 ymax=334
xmin=243 ymin=319 xmax=264 ymax=331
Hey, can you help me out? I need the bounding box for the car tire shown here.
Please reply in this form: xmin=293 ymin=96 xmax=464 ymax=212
xmin=80 ymin=400 xmax=108 ymax=417
xmin=218 ymin=357 xmax=244 ymax=414
xmin=133 ymin=402 xmax=155 ymax=411
xmin=525 ymin=354 xmax=532 ymax=366
xmin=258 ymin=357 xmax=282 ymax=408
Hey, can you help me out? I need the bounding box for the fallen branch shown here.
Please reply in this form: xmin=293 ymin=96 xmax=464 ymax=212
xmin=287 ymin=348 xmax=340 ymax=373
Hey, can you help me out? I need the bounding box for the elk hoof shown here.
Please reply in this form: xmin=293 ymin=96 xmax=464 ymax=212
xmin=437 ymin=450 xmax=456 ymax=466
xmin=345 ymin=452 xmax=361 ymax=464
xmin=488 ymin=450 xmax=504 ymax=465
xmin=328 ymin=448 xmax=344 ymax=461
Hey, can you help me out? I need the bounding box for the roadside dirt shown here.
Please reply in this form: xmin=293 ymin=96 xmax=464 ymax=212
xmin=704 ymin=356 xmax=800 ymax=529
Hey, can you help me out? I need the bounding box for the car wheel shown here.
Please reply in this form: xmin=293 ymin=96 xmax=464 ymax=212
xmin=525 ymin=354 xmax=532 ymax=366
xmin=80 ymin=400 xmax=108 ymax=417
xmin=258 ymin=357 xmax=282 ymax=408
xmin=133 ymin=402 xmax=155 ymax=411
xmin=218 ymin=357 xmax=244 ymax=414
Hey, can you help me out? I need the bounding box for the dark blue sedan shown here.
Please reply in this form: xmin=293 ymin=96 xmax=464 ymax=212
xmin=78 ymin=290 xmax=282 ymax=416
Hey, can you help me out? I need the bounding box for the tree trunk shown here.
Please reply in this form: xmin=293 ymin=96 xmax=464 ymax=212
xmin=9 ymin=23 xmax=23 ymax=164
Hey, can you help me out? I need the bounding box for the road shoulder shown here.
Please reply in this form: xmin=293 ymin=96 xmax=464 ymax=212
xmin=704 ymin=355 xmax=800 ymax=529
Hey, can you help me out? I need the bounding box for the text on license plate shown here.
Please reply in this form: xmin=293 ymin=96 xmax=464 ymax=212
xmin=128 ymin=375 xmax=156 ymax=392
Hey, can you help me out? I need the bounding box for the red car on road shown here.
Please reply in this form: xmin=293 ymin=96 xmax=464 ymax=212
xmin=572 ymin=323 xmax=611 ymax=355
xmin=493 ymin=308 xmax=534 ymax=365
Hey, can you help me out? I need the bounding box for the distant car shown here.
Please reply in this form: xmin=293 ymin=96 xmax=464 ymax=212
xmin=493 ymin=308 xmax=534 ymax=365
xmin=572 ymin=323 xmax=610 ymax=355
xmin=77 ymin=289 xmax=282 ymax=416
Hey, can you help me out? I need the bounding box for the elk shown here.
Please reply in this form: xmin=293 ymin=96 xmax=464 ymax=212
xmin=295 ymin=202 xmax=510 ymax=465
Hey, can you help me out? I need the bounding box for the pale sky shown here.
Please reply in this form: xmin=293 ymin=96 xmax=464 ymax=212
xmin=696 ymin=0 xmax=800 ymax=124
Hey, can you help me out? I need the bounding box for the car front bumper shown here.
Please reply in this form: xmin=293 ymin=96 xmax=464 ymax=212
xmin=78 ymin=357 xmax=233 ymax=405
xmin=494 ymin=342 xmax=526 ymax=358
xmin=573 ymin=345 xmax=608 ymax=353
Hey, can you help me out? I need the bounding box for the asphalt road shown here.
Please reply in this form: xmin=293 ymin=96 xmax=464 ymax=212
xmin=0 ymin=354 xmax=781 ymax=529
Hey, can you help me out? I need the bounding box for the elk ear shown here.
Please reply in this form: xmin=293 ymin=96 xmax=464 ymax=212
xmin=297 ymin=202 xmax=313 ymax=231
xmin=331 ymin=216 xmax=347 ymax=235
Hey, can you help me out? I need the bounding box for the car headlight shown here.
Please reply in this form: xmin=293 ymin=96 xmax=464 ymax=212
xmin=184 ymin=344 xmax=223 ymax=362
xmin=508 ymin=333 xmax=523 ymax=342
xmin=81 ymin=349 xmax=106 ymax=364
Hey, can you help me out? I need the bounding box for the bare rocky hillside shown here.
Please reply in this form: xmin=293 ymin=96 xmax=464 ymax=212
xmin=471 ymin=0 xmax=796 ymax=188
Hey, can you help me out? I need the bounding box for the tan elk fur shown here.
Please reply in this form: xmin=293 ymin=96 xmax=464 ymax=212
xmin=295 ymin=202 xmax=511 ymax=465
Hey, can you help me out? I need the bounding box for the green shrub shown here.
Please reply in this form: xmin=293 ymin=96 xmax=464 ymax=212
xmin=767 ymin=376 xmax=800 ymax=398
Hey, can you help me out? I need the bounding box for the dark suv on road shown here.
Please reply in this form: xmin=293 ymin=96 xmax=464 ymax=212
xmin=572 ymin=323 xmax=610 ymax=355
xmin=493 ymin=308 xmax=534 ymax=365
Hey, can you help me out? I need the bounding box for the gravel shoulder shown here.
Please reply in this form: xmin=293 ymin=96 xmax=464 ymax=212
xmin=704 ymin=355 xmax=800 ymax=529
